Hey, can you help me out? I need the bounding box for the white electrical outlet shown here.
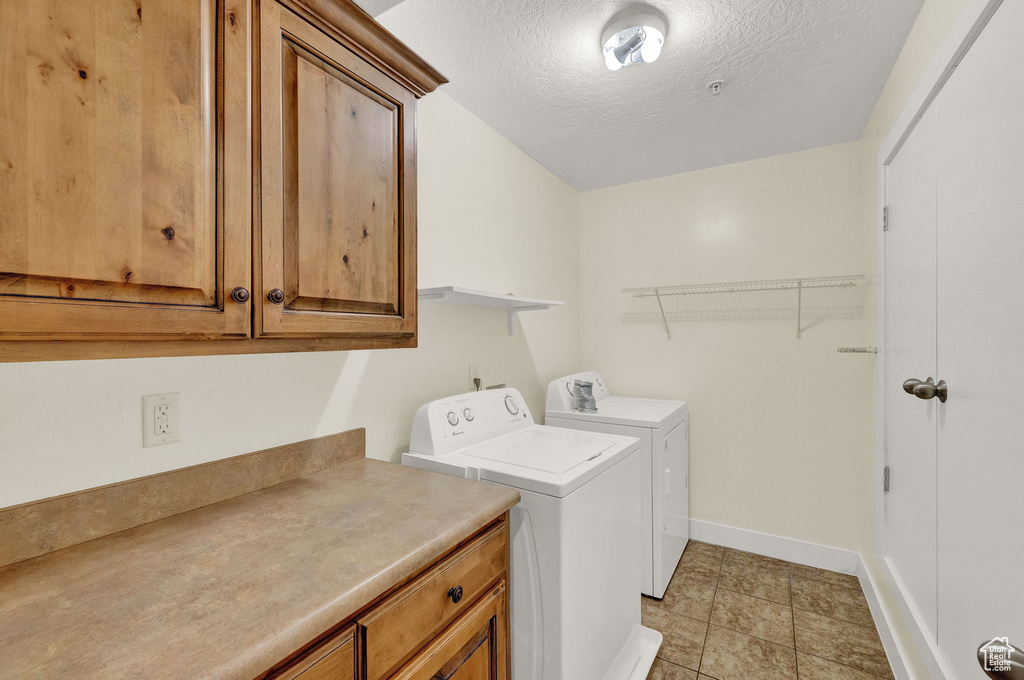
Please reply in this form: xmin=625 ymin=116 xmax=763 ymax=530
xmin=469 ymin=363 xmax=480 ymax=390
xmin=142 ymin=393 xmax=182 ymax=447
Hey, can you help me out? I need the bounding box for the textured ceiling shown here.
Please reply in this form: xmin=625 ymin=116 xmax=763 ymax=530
xmin=356 ymin=0 xmax=405 ymax=17
xmin=371 ymin=0 xmax=925 ymax=191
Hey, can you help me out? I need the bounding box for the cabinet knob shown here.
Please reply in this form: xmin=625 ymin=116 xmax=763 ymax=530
xmin=447 ymin=586 xmax=464 ymax=604
xmin=267 ymin=288 xmax=285 ymax=305
xmin=230 ymin=287 xmax=250 ymax=304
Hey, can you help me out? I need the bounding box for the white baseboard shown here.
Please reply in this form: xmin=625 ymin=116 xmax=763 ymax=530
xmin=688 ymin=519 xmax=914 ymax=680
xmin=689 ymin=518 xmax=861 ymax=574
xmin=876 ymin=557 xmax=953 ymax=680
xmin=859 ymin=558 xmax=914 ymax=680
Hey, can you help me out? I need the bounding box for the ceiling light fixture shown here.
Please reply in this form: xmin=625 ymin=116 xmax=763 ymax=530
xmin=602 ymin=7 xmax=667 ymax=71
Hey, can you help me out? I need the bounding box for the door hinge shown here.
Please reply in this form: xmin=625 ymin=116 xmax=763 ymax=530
xmin=883 ymin=465 xmax=891 ymax=493
xmin=882 ymin=206 xmax=889 ymax=232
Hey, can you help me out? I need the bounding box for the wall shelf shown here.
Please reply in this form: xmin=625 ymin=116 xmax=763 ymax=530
xmin=622 ymin=275 xmax=866 ymax=340
xmin=418 ymin=286 xmax=564 ymax=335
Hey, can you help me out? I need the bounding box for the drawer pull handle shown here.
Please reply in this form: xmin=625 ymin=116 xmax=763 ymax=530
xmin=447 ymin=586 xmax=464 ymax=604
xmin=267 ymin=288 xmax=285 ymax=304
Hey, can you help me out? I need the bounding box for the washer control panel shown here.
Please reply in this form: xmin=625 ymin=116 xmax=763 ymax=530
xmin=409 ymin=388 xmax=534 ymax=457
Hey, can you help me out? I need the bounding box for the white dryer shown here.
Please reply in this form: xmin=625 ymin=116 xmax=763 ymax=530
xmin=546 ymin=371 xmax=689 ymax=599
xmin=403 ymin=388 xmax=661 ymax=680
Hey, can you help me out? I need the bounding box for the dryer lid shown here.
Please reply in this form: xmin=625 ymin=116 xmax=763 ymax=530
xmin=547 ymin=396 xmax=687 ymax=429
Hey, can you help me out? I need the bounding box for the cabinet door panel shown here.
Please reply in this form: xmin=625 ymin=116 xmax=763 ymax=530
xmin=288 ymin=42 xmax=399 ymax=315
xmin=0 ymin=0 xmax=250 ymax=338
xmin=259 ymin=2 xmax=416 ymax=338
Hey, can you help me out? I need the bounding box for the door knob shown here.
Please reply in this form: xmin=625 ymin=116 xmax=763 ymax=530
xmin=912 ymin=377 xmax=948 ymax=403
xmin=903 ymin=378 xmax=925 ymax=394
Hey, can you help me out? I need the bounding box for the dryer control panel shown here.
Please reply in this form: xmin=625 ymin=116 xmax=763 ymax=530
xmin=409 ymin=388 xmax=534 ymax=457
xmin=545 ymin=371 xmax=611 ymax=413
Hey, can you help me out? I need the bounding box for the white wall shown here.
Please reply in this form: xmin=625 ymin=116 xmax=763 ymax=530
xmin=579 ymin=142 xmax=874 ymax=552
xmin=0 ymin=91 xmax=580 ymax=508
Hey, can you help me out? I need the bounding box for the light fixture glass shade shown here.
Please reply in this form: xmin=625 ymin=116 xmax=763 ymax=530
xmin=601 ymin=8 xmax=667 ymax=71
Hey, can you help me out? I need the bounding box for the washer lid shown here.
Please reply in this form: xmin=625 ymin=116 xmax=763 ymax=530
xmin=463 ymin=428 xmax=616 ymax=473
xmin=442 ymin=425 xmax=640 ymax=498
xmin=547 ymin=396 xmax=687 ymax=429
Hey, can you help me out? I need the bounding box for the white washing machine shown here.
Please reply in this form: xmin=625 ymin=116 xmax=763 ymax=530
xmin=546 ymin=371 xmax=689 ymax=599
xmin=403 ymin=388 xmax=662 ymax=680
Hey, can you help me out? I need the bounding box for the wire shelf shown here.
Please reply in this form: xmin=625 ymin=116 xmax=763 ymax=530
xmin=621 ymin=275 xmax=867 ymax=340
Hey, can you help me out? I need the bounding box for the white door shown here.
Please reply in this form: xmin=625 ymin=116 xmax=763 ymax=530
xmin=884 ymin=106 xmax=939 ymax=641
xmin=933 ymin=0 xmax=1024 ymax=675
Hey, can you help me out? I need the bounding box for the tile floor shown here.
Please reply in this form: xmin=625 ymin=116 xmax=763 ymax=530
xmin=643 ymin=541 xmax=895 ymax=680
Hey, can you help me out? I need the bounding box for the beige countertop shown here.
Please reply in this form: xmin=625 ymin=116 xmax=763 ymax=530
xmin=0 ymin=459 xmax=520 ymax=680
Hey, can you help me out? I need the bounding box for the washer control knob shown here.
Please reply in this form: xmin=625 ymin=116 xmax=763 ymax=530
xmin=504 ymin=395 xmax=520 ymax=415
xmin=463 ymin=408 xmax=475 ymax=422
xmin=446 ymin=411 xmax=460 ymax=426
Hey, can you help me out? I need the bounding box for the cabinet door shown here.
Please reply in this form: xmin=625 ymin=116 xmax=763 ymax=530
xmin=272 ymin=625 xmax=355 ymax=680
xmin=390 ymin=583 xmax=508 ymax=680
xmin=0 ymin=0 xmax=250 ymax=339
xmin=258 ymin=1 xmax=417 ymax=339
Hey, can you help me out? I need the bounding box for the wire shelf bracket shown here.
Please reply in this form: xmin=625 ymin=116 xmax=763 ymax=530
xmin=622 ymin=275 xmax=867 ymax=340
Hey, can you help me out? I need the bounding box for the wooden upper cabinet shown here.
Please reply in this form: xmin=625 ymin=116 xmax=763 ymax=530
xmin=258 ymin=0 xmax=441 ymax=340
xmin=0 ymin=0 xmax=443 ymax=357
xmin=0 ymin=0 xmax=251 ymax=339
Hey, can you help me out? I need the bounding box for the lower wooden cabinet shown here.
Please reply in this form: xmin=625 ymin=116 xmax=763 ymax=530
xmin=274 ymin=626 xmax=356 ymax=680
xmin=266 ymin=516 xmax=509 ymax=680
xmin=390 ymin=584 xmax=507 ymax=680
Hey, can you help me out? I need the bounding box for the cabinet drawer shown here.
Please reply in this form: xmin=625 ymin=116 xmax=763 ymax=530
xmin=391 ymin=582 xmax=507 ymax=680
xmin=359 ymin=521 xmax=508 ymax=680
xmin=272 ymin=625 xmax=354 ymax=680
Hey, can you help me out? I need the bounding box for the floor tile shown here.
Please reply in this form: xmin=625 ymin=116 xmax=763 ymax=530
xmin=676 ymin=541 xmax=724 ymax=581
xmin=710 ymin=588 xmax=795 ymax=647
xmin=700 ymin=625 xmax=798 ymax=680
xmin=718 ymin=558 xmax=792 ymax=605
xmin=685 ymin=540 xmax=725 ymax=559
xmin=722 ymin=548 xmax=791 ymax=574
xmin=657 ymin=572 xmax=719 ymax=621
xmin=642 ymin=597 xmax=709 ymax=671
xmin=793 ymin=609 xmax=893 ymax=678
xmin=791 ymin=575 xmax=874 ymax=628
xmin=648 ymin=657 xmax=698 ymax=679
xmin=791 ymin=564 xmax=861 ymax=590
xmin=796 ymin=652 xmax=889 ymax=679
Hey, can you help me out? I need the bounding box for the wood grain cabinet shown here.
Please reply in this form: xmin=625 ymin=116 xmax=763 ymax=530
xmin=0 ymin=0 xmax=251 ymax=340
xmin=266 ymin=517 xmax=509 ymax=680
xmin=0 ymin=0 xmax=444 ymax=359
